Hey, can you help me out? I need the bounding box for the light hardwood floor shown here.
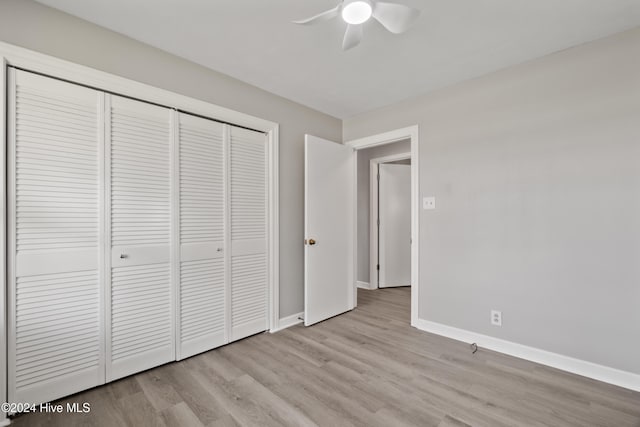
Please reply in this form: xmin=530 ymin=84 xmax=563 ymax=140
xmin=11 ymin=287 xmax=640 ymax=427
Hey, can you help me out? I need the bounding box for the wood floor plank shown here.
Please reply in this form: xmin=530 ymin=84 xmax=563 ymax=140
xmin=116 ymin=391 xmax=168 ymax=427
xmin=160 ymin=402 xmax=205 ymax=427
xmin=10 ymin=287 xmax=640 ymax=427
xmin=208 ymin=414 xmax=242 ymax=427
xmin=136 ymin=370 xmax=184 ymax=412
xmin=438 ymin=414 xmax=472 ymax=427
xmin=162 ymin=362 xmax=233 ymax=425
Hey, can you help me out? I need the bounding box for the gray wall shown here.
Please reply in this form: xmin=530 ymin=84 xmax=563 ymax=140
xmin=345 ymin=27 xmax=640 ymax=374
xmin=0 ymin=0 xmax=342 ymax=319
xmin=356 ymin=140 xmax=410 ymax=283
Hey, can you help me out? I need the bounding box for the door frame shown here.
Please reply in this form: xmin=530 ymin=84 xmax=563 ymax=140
xmin=1 ymin=43 xmax=280 ymax=414
xmin=345 ymin=125 xmax=419 ymax=326
xmin=0 ymin=56 xmax=7 ymax=427
xmin=369 ymin=152 xmax=411 ymax=289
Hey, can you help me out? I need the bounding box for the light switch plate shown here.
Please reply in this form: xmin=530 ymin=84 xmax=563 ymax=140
xmin=423 ymin=197 xmax=436 ymax=210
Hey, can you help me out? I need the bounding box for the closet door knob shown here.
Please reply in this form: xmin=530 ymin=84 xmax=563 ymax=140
xmin=120 ymin=254 xmax=128 ymax=259
xmin=308 ymin=239 xmax=316 ymax=246
xmin=217 ymin=248 xmax=223 ymax=252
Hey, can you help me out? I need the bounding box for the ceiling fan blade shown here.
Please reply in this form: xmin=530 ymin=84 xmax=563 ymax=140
xmin=342 ymin=24 xmax=363 ymax=50
xmin=372 ymin=2 xmax=420 ymax=34
xmin=292 ymin=4 xmax=341 ymax=25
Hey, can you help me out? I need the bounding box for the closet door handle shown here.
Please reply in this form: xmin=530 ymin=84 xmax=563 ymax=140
xmin=120 ymin=253 xmax=128 ymax=259
xmin=216 ymin=248 xmax=223 ymax=252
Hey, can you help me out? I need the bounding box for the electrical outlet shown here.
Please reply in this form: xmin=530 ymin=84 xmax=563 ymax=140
xmin=491 ymin=310 xmax=502 ymax=326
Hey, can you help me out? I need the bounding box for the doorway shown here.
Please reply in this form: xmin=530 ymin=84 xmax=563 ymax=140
xmin=346 ymin=126 xmax=419 ymax=327
xmin=302 ymin=126 xmax=419 ymax=327
xmin=356 ymin=146 xmax=411 ymax=289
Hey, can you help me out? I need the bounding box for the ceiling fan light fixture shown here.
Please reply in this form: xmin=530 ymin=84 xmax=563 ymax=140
xmin=293 ymin=0 xmax=420 ymax=50
xmin=341 ymin=0 xmax=373 ymax=25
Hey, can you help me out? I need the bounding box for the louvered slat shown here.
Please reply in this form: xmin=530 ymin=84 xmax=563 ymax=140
xmin=230 ymin=127 xmax=268 ymax=341
xmin=15 ymin=271 xmax=100 ymax=389
xmin=177 ymin=114 xmax=226 ymax=359
xmin=180 ymin=259 xmax=225 ymax=351
xmin=231 ymin=129 xmax=266 ymax=241
xmin=15 ymin=87 xmax=98 ymax=252
xmin=231 ymin=254 xmax=267 ymax=325
xmin=110 ymin=263 xmax=172 ymax=378
xmin=179 ymin=116 xmax=224 ymax=245
xmin=9 ymin=70 xmax=104 ymax=405
xmin=110 ymin=99 xmax=170 ymax=247
xmin=108 ymin=96 xmax=173 ymax=381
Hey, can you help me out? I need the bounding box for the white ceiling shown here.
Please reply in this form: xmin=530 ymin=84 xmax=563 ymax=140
xmin=36 ymin=0 xmax=640 ymax=118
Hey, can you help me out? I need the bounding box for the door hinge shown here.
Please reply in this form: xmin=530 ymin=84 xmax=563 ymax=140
xmin=377 ymin=173 xmax=380 ymax=181
xmin=377 ymin=219 xmax=380 ymax=226
xmin=376 ymin=264 xmax=380 ymax=271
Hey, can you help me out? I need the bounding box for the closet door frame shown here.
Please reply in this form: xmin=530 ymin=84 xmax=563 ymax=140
xmin=1 ymin=57 xmax=8 ymax=425
xmin=1 ymin=41 xmax=280 ymax=410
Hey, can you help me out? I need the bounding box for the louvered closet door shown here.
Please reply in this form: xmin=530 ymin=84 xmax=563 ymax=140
xmin=229 ymin=126 xmax=269 ymax=341
xmin=8 ymin=69 xmax=104 ymax=404
xmin=107 ymin=95 xmax=174 ymax=380
xmin=177 ymin=113 xmax=226 ymax=359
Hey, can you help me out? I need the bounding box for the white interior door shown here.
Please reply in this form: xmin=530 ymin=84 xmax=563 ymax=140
xmin=107 ymin=95 xmax=174 ymax=381
xmin=8 ymin=69 xmax=105 ymax=404
xmin=379 ymin=163 xmax=411 ymax=288
xmin=304 ymin=135 xmax=354 ymax=326
xmin=229 ymin=126 xmax=269 ymax=341
xmin=177 ymin=113 xmax=227 ymax=359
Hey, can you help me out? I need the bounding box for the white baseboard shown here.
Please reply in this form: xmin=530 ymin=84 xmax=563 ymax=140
xmin=270 ymin=312 xmax=303 ymax=333
xmin=357 ymin=281 xmax=374 ymax=289
xmin=414 ymin=318 xmax=640 ymax=392
xmin=0 ymin=418 xmax=10 ymax=426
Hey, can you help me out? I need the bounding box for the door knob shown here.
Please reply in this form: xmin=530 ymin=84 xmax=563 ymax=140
xmin=120 ymin=254 xmax=128 ymax=259
xmin=308 ymin=239 xmax=316 ymax=246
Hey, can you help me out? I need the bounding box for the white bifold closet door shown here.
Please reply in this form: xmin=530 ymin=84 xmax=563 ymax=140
xmin=229 ymin=127 xmax=269 ymax=341
xmin=7 ymin=68 xmax=271 ymax=405
xmin=8 ymin=69 xmax=105 ymax=403
xmin=177 ymin=114 xmax=226 ymax=359
xmin=106 ymin=95 xmax=174 ymax=381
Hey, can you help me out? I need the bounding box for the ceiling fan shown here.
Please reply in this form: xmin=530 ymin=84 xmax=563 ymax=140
xmin=293 ymin=0 xmax=420 ymax=50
